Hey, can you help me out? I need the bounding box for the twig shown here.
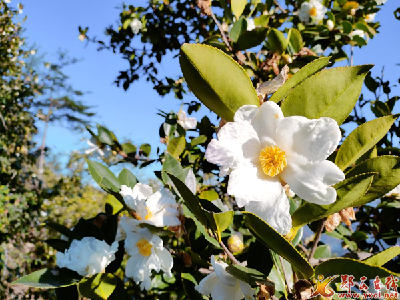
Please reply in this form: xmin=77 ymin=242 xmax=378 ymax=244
xmin=209 ymin=9 xmax=232 ymax=52
xmin=297 ymin=243 xmax=309 ymax=256
xmin=219 ymin=240 xmax=240 ymax=265
xmin=308 ymin=219 xmax=325 ymax=261
xmin=0 ymin=111 xmax=7 ymax=130
xmin=350 ymin=45 xmax=354 ymax=66
xmin=279 ymin=255 xmax=292 ymax=294
xmin=274 ymin=0 xmax=287 ymax=13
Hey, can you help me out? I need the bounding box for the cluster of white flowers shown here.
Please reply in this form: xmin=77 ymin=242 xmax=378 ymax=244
xmin=349 ymin=29 xmax=366 ymax=39
xmin=195 ymin=256 xmax=254 ymax=300
xmin=177 ymin=109 xmax=197 ymax=130
xmin=56 ymin=237 xmax=118 ymax=277
xmin=130 ymin=18 xmax=143 ymax=34
xmin=298 ymin=0 xmax=327 ymax=25
xmin=205 ymin=102 xmax=345 ymax=235
xmin=365 ymin=13 xmax=376 ymax=23
xmin=375 ymin=0 xmax=387 ymax=5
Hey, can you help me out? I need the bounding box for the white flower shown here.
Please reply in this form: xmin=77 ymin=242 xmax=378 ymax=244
xmin=130 ymin=18 xmax=143 ymax=34
xmin=56 ymin=237 xmax=118 ymax=277
xmin=120 ymin=184 xmax=181 ymax=227
xmin=205 ymin=102 xmax=344 ymax=235
xmin=298 ymin=0 xmax=327 ymax=25
xmin=85 ymin=137 xmax=110 ymax=158
xmin=375 ymin=0 xmax=386 ymax=5
xmin=327 ymin=19 xmax=334 ymax=30
xmin=385 ymin=184 xmax=400 ymax=199
xmin=365 ymin=13 xmax=376 ymax=23
xmin=195 ymin=255 xmax=254 ymax=300
xmin=125 ymin=227 xmax=173 ymax=290
xmin=247 ymin=18 xmax=256 ymax=31
xmin=5 ymin=0 xmax=11 ymax=3
xmin=312 ymin=44 xmax=324 ymax=54
xmin=177 ymin=110 xmax=197 ymax=130
xmin=349 ymin=29 xmax=365 ymax=39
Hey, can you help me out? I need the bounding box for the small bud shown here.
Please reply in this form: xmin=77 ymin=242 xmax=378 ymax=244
xmin=350 ymin=8 xmax=356 ymax=16
xmin=327 ymin=20 xmax=334 ymax=31
xmin=227 ymin=232 xmax=244 ymax=254
xmin=284 ymin=227 xmax=298 ymax=241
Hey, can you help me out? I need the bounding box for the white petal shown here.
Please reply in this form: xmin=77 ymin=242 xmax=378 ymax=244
xmin=282 ymin=160 xmax=345 ymax=205
xmin=227 ymin=165 xmax=282 ymax=207
xmin=276 ymin=116 xmax=341 ymax=165
xmin=249 ymin=101 xmax=283 ymax=147
xmin=245 ymin=189 xmax=292 ymax=235
xmin=155 ymin=247 xmax=173 ymax=276
xmin=185 ymin=168 xmax=197 ymax=194
xmin=183 ymin=117 xmax=197 ymax=130
xmin=239 ymin=280 xmax=255 ymax=299
xmin=205 ymin=121 xmax=261 ymax=170
xmin=211 ymin=281 xmax=244 ymax=300
xmin=195 ymin=272 xmax=219 ymax=295
xmin=133 ymin=183 xmax=154 ymax=200
xmin=213 ymin=259 xmax=238 ymax=287
xmin=234 ymin=105 xmax=258 ymax=122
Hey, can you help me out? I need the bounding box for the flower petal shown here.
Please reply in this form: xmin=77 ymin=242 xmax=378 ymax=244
xmin=211 ymin=281 xmax=244 ymax=300
xmin=245 ymin=189 xmax=292 ymax=235
xmin=155 ymin=247 xmax=173 ymax=276
xmin=234 ymin=105 xmax=258 ymax=122
xmin=239 ymin=280 xmax=255 ymax=299
xmin=282 ymin=160 xmax=345 ymax=205
xmin=276 ymin=116 xmax=341 ymax=164
xmin=195 ymin=272 xmax=219 ymax=295
xmin=227 ymin=164 xmax=282 ymax=207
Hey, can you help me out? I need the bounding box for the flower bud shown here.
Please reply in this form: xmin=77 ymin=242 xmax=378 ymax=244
xmin=327 ymin=20 xmax=334 ymax=31
xmin=350 ymin=8 xmax=356 ymax=15
xmin=227 ymin=232 xmax=244 ymax=254
xmin=284 ymin=227 xmax=298 ymax=241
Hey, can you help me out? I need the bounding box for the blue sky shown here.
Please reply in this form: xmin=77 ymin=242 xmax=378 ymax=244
xmin=18 ymin=0 xmax=400 ymax=175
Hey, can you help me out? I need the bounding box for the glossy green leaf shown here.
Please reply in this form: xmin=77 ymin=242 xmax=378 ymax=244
xmin=139 ymin=143 xmax=151 ymax=157
xmin=180 ymin=43 xmax=259 ymax=121
xmin=118 ymin=168 xmax=137 ymax=188
xmin=315 ymin=258 xmax=399 ymax=279
xmin=342 ymin=21 xmax=353 ymax=34
xmin=45 ymin=239 xmax=69 ymax=252
xmin=226 ymin=264 xmax=271 ymax=286
xmin=12 ymin=268 xmax=81 ymax=288
xmin=181 ymin=273 xmax=203 ymax=300
xmin=162 ymin=153 xmax=185 ymax=182
xmin=267 ymin=28 xmax=288 ymax=54
xmin=363 ymin=246 xmax=400 ymax=267
xmin=44 ymin=222 xmax=75 ymax=239
xmin=167 ymin=136 xmax=186 ymax=158
xmin=230 ymin=18 xmax=247 ymax=42
xmin=336 ymin=115 xmax=398 ymax=170
xmin=205 ymin=209 xmax=234 ymax=241
xmin=287 ymin=28 xmax=303 ymax=54
xmin=231 ymin=0 xmax=247 ymax=18
xmin=243 ymin=212 xmax=314 ymax=278
xmin=281 ymin=65 xmax=373 ymax=124
xmin=79 ymin=273 xmax=117 ymax=300
xmin=292 ymin=173 xmax=374 ymax=227
xmin=235 ymin=27 xmax=268 ymax=50
xmin=268 ymin=266 xmax=286 ymax=296
xmin=86 ymin=159 xmax=121 ymax=192
xmin=121 ymin=142 xmax=137 ymax=156
xmin=199 ymin=189 xmax=219 ymax=201
xmin=190 ymin=135 xmax=207 ymax=147
xmin=97 ymin=125 xmax=116 ymax=146
xmin=313 ymin=245 xmax=331 ymax=259
xmin=346 ymin=156 xmax=400 ymax=205
xmin=269 ymin=57 xmax=330 ymax=103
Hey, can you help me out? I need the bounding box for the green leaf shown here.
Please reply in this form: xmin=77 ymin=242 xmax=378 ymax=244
xmin=342 ymin=21 xmax=353 ymax=34
xmin=72 ymin=218 xmax=105 ymax=241
xmin=105 ymin=195 xmax=124 ymax=216
xmin=346 ymin=156 xmax=400 ymax=205
xmin=44 ymin=222 xmax=74 ymax=239
xmin=121 ymin=142 xmax=136 ymax=157
xmin=162 ymin=153 xmax=185 ymax=182
xmin=235 ymin=27 xmax=268 ymax=51
xmin=138 ymin=223 xmax=175 ymax=236
xmin=230 ymin=18 xmax=247 ymax=43
xmin=363 ymin=246 xmax=400 ymax=267
xmin=118 ymin=168 xmax=137 ymax=188
xmin=203 ymin=35 xmax=229 ymax=52
xmin=190 ymin=135 xmax=207 ymax=147
xmin=313 ymin=245 xmax=331 ymax=259
xmin=267 ymin=29 xmax=288 ymax=54
xmin=371 ymin=101 xmax=391 ymax=117
xmin=180 ymin=43 xmax=259 ymax=121
xmin=86 ymin=160 xmax=121 ymax=192
xmin=55 ymin=285 xmax=79 ymax=300
xmin=243 ymin=212 xmax=314 ymax=278
xmin=281 ymin=65 xmax=373 ymax=125
xmin=269 ymin=57 xmax=330 ymax=103
xmin=167 ymin=136 xmax=186 ymax=158
xmin=268 ymin=266 xmax=286 ymax=296
xmin=231 ymin=0 xmax=247 ymax=18
xmin=287 ymin=28 xmax=303 ymax=54
xmin=79 ymin=274 xmax=117 ymax=300
xmin=181 ymin=273 xmax=204 ymax=300
xmin=205 ymin=210 xmax=234 ymax=241
xmin=226 ymin=264 xmax=272 ymax=286
xmin=336 ymin=115 xmax=398 ymax=170
xmin=292 ymin=173 xmax=374 ymax=227
xmin=199 ymin=189 xmax=219 ymax=201
xmin=315 ymin=258 xmax=399 ymax=279
xmin=45 ymin=239 xmax=69 ymax=252
xmin=97 ymin=125 xmax=116 ymax=146
xmin=12 ymin=268 xmax=81 ymax=288
xmin=139 ymin=143 xmax=151 ymax=157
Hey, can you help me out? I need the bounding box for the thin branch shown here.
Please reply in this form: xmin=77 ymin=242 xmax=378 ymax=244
xmin=38 ymin=100 xmax=54 ymax=183
xmin=209 ymin=9 xmax=232 ymax=52
xmin=297 ymin=243 xmax=309 ymax=256
xmin=279 ymin=255 xmax=292 ymax=294
xmin=274 ymin=0 xmax=287 ymax=13
xmin=0 ymin=111 xmax=7 ymax=130
xmin=350 ymin=45 xmax=354 ymax=66
xmin=219 ymin=240 xmax=241 ymax=265
xmin=308 ymin=219 xmax=325 ymax=261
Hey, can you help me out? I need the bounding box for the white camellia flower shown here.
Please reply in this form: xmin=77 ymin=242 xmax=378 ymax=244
xmin=120 ymin=184 xmax=181 ymax=227
xmin=125 ymin=227 xmax=173 ymax=290
xmin=56 ymin=237 xmax=118 ymax=277
xmin=349 ymin=29 xmax=366 ymax=39
xmin=177 ymin=109 xmax=197 ymax=130
xmin=298 ymin=0 xmax=327 ymax=25
xmin=130 ymin=18 xmax=143 ymax=34
xmin=247 ymin=18 xmax=256 ymax=31
xmin=85 ymin=137 xmax=110 ymax=158
xmin=205 ymin=101 xmax=345 ymax=235
xmin=195 ymin=255 xmax=254 ymax=300
xmin=327 ymin=19 xmax=334 ymax=30
xmin=375 ymin=0 xmax=387 ymax=5
xmin=385 ymin=184 xmax=400 ymax=199
xmin=365 ymin=13 xmax=376 ymax=23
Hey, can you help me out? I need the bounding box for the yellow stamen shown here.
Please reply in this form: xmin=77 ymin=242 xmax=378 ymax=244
xmin=259 ymin=145 xmax=287 ymax=177
xmin=309 ymin=7 xmax=317 ymax=16
xmin=136 ymin=239 xmax=152 ymax=256
xmin=144 ymin=207 xmax=153 ymax=220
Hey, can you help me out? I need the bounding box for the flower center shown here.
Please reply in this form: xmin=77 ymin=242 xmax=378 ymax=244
xmin=309 ymin=7 xmax=317 ymax=16
xmin=136 ymin=207 xmax=153 ymax=221
xmin=136 ymin=239 xmax=152 ymax=256
xmin=259 ymin=145 xmax=287 ymax=177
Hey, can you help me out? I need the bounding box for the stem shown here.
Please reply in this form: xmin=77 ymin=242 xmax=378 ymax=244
xmin=38 ymin=100 xmax=54 ymax=183
xmin=350 ymin=45 xmax=354 ymax=66
xmin=308 ymin=219 xmax=325 ymax=261
xmin=209 ymin=9 xmax=232 ymax=52
xmin=0 ymin=111 xmax=7 ymax=130
xmin=274 ymin=0 xmax=287 ymax=13
xmin=279 ymin=255 xmax=291 ymax=294
xmin=219 ymin=240 xmax=240 ymax=265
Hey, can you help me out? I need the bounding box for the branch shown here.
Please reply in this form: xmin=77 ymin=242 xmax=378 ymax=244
xmin=279 ymin=255 xmax=292 ymax=294
xmin=219 ymin=240 xmax=241 ymax=265
xmin=0 ymin=111 xmax=7 ymax=130
xmin=308 ymin=219 xmax=325 ymax=261
xmin=209 ymin=9 xmax=232 ymax=52
xmin=274 ymin=0 xmax=287 ymax=13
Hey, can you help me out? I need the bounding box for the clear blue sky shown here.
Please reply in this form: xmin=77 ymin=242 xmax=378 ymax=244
xmin=16 ymin=0 xmax=400 ymax=176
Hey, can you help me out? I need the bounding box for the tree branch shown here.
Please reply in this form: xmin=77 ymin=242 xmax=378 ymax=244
xmin=308 ymin=219 xmax=325 ymax=261
xmin=219 ymin=240 xmax=241 ymax=265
